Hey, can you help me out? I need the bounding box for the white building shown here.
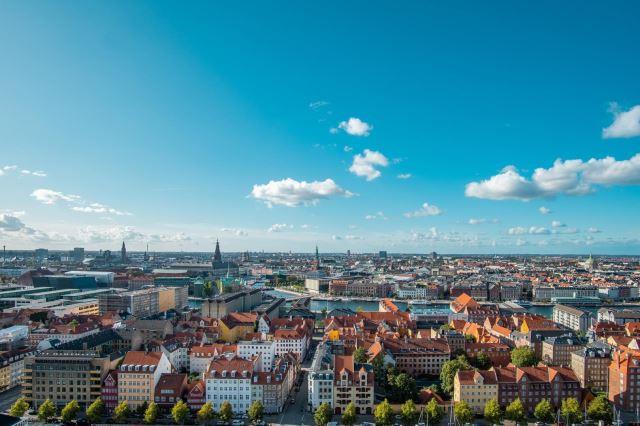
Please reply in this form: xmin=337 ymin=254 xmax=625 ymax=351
xmin=308 ymin=344 xmax=334 ymax=410
xmin=552 ymin=304 xmax=590 ymax=333
xmin=274 ymin=329 xmax=308 ymax=360
xmin=237 ymin=339 xmax=275 ymax=372
xmin=162 ymin=340 xmax=190 ymax=372
xmin=205 ymin=355 xmax=255 ymax=413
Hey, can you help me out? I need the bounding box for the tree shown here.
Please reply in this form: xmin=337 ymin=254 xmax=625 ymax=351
xmin=171 ymin=400 xmax=190 ymax=425
xmin=561 ymin=397 xmax=582 ymax=424
xmin=38 ymin=399 xmax=57 ymax=423
xmin=203 ymin=280 xmax=214 ymax=297
xmin=374 ymin=399 xmax=394 ymax=426
xmin=341 ymin=402 xmax=357 ymax=426
xmin=86 ymin=398 xmax=104 ymax=423
xmin=113 ymin=401 xmax=130 ymax=423
xmin=219 ymin=401 xmax=233 ymax=423
xmin=392 ymin=373 xmax=417 ymax=402
xmin=136 ymin=401 xmax=149 ymax=417
xmin=144 ymin=402 xmax=160 ymax=425
xmin=197 ymin=402 xmax=216 ymax=425
xmin=440 ymin=355 xmax=471 ymax=394
xmin=248 ymin=400 xmax=264 ymax=423
xmin=61 ymin=400 xmax=80 ymax=423
xmin=505 ymin=398 xmax=526 ymax=424
xmin=511 ymin=346 xmax=538 ymax=367
xmin=400 ymin=400 xmax=418 ymax=425
xmin=484 ymin=398 xmax=502 ymax=425
xmin=353 ymin=347 xmax=368 ymax=364
xmin=454 ymin=401 xmax=473 ymax=425
xmin=372 ymin=357 xmax=386 ymax=385
xmin=534 ymin=399 xmax=555 ymax=424
xmin=9 ymin=397 xmax=29 ymax=418
xmin=425 ymin=399 xmax=445 ymax=424
xmin=587 ymin=395 xmax=613 ymax=423
xmin=314 ymin=402 xmax=333 ymax=426
xmin=473 ymin=351 xmax=491 ymax=370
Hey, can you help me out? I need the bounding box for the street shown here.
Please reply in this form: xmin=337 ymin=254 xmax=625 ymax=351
xmin=0 ymin=386 xmax=21 ymax=412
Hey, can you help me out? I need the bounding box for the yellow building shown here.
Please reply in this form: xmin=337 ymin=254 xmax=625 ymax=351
xmin=218 ymin=312 xmax=257 ymax=343
xmin=158 ymin=287 xmax=176 ymax=313
xmin=117 ymin=351 xmax=172 ymax=409
xmin=453 ymin=369 xmax=498 ymax=414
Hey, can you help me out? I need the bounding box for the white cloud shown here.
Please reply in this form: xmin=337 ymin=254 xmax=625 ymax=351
xmin=1 ymin=165 xmax=46 ymax=177
xmin=551 ymin=220 xmax=565 ymax=228
xmin=603 ymin=103 xmax=640 ymax=139
xmin=71 ymin=203 xmax=131 ymax=216
xmin=331 ymin=235 xmax=342 ymax=240
xmin=343 ymin=146 xmax=353 ymax=152
xmin=397 ymin=173 xmax=412 ymax=179
xmin=309 ymin=100 xmax=330 ymax=110
xmin=268 ymin=223 xmax=293 ymax=233
xmin=410 ymin=227 xmax=439 ymax=241
xmin=336 ymin=117 xmax=373 ymax=137
xmin=587 ymin=227 xmax=602 ymax=233
xmin=250 ymin=178 xmax=353 ymax=207
xmin=468 ymin=218 xmax=486 ymax=225
xmin=365 ymin=211 xmax=387 ymax=220
xmin=20 ymin=169 xmax=47 ymax=177
xmin=344 ymin=235 xmax=362 ymax=240
xmin=349 ymin=149 xmax=389 ymax=181
xmin=404 ymin=202 xmax=442 ymax=218
xmin=552 ymin=227 xmax=579 ymax=235
xmin=508 ymin=226 xmax=550 ymax=235
xmin=31 ymin=189 xmax=80 ymax=205
xmin=465 ymin=153 xmax=640 ymax=201
xmin=539 ymin=206 xmax=552 ymax=215
xmin=300 ymin=224 xmax=311 ymax=230
xmin=221 ymin=227 xmax=248 ymax=237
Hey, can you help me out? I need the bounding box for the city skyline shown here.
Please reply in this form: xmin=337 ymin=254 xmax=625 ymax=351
xmin=1 ymin=2 xmax=640 ymax=254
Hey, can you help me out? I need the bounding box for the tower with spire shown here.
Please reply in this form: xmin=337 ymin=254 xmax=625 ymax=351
xmin=213 ymin=239 xmax=222 ymax=263
xmin=121 ymin=241 xmax=127 ymax=264
xmin=315 ymin=245 xmax=321 ymax=270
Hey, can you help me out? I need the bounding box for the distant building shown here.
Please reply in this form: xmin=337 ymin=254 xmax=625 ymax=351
xmin=32 ymin=275 xmax=97 ymax=290
xmin=598 ymin=308 xmax=640 ymax=325
xmin=378 ymin=251 xmax=387 ymax=259
xmin=541 ymin=334 xmax=584 ymax=366
xmin=454 ymin=369 xmax=498 ymax=414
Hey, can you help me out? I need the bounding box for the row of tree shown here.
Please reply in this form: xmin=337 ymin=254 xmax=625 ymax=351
xmin=314 ymin=398 xmax=445 ymax=426
xmin=10 ymin=397 xmax=265 ymax=425
xmin=453 ymin=395 xmax=613 ymax=425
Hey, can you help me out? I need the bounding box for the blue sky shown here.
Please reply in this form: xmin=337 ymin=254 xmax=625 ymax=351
xmin=1 ymin=1 xmax=640 ymax=254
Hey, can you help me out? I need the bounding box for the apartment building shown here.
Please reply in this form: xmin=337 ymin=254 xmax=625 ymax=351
xmin=454 ymin=369 xmax=499 ymax=414
xmin=154 ymin=373 xmax=188 ymax=411
xmin=383 ymin=338 xmax=450 ymax=376
xmin=251 ymin=357 xmax=295 ymax=413
xmin=237 ymin=339 xmax=275 ymax=372
xmin=117 ymin=351 xmax=172 ymax=409
xmin=541 ymin=335 xmax=584 ymax=366
xmin=553 ymin=304 xmax=590 ymax=333
xmin=23 ymin=349 xmax=121 ymax=410
xmin=204 ymin=356 xmax=256 ymax=413
xmin=571 ymin=344 xmax=611 ymax=392
xmin=333 ymin=355 xmax=374 ymax=415
xmin=189 ymin=344 xmax=237 ymax=374
xmin=609 ymin=349 xmax=640 ymax=411
xmin=101 ymin=370 xmax=118 ymax=413
xmin=494 ymin=365 xmax=581 ymax=412
xmin=308 ymin=343 xmax=334 ymax=411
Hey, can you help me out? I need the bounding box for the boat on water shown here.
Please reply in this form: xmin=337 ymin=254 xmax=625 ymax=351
xmin=513 ymin=300 xmax=532 ymax=307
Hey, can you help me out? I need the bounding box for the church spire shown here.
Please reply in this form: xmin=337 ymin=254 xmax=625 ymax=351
xmin=213 ymin=239 xmax=222 ymax=263
xmin=121 ymin=241 xmax=127 ymax=264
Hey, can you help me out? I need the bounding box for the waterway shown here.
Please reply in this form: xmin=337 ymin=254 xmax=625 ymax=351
xmin=263 ymin=289 xmax=634 ymax=319
xmin=188 ymin=289 xmax=637 ymax=320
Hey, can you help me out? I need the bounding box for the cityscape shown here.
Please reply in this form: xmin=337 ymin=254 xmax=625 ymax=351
xmin=1 ymin=2 xmax=640 ymax=426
